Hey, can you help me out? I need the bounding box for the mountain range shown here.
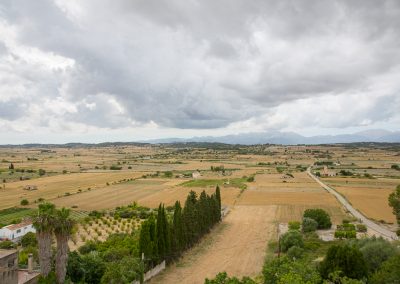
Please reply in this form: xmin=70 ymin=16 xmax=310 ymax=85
xmin=143 ymin=129 xmax=400 ymax=145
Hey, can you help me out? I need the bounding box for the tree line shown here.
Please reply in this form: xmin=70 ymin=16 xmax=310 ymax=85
xmin=139 ymin=186 xmax=222 ymax=268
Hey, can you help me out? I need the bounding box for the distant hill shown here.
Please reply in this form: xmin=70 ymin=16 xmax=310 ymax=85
xmin=143 ymin=129 xmax=400 ymax=145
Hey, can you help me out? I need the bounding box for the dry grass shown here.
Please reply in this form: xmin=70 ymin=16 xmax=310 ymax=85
xmin=149 ymin=206 xmax=277 ymax=284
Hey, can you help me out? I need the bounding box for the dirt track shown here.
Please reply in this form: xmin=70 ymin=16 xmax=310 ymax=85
xmin=149 ymin=205 xmax=277 ymax=284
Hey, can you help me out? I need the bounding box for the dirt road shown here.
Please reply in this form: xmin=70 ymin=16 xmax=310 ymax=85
xmin=149 ymin=205 xmax=277 ymax=284
xmin=307 ymin=167 xmax=398 ymax=241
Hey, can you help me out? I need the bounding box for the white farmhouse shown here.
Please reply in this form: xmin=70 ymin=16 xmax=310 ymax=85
xmin=0 ymin=221 xmax=36 ymax=242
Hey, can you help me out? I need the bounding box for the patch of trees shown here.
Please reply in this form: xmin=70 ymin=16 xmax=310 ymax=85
xmin=391 ymin=164 xmax=400 ymax=170
xmin=339 ymin=169 xmax=354 ymax=176
xmin=303 ymin=208 xmax=332 ymax=229
xmin=211 ymin=165 xmax=225 ymax=173
xmin=314 ymin=161 xmax=333 ymax=166
xmin=109 ymin=165 xmax=122 ymax=170
xmin=139 ymin=186 xmax=222 ymax=268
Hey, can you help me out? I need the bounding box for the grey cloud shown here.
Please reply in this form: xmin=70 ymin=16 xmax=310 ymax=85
xmin=0 ymin=0 xmax=399 ymax=131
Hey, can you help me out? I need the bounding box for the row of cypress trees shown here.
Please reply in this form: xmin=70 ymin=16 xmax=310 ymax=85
xmin=139 ymin=186 xmax=222 ymax=268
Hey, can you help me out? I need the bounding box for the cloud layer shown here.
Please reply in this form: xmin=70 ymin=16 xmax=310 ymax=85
xmin=0 ymin=0 xmax=399 ymax=143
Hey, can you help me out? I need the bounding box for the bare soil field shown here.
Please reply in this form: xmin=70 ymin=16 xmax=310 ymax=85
xmin=149 ymin=205 xmax=277 ymax=284
xmin=0 ymin=171 xmax=145 ymax=209
xmin=323 ymin=177 xmax=398 ymax=223
xmin=334 ymin=186 xmax=396 ymax=223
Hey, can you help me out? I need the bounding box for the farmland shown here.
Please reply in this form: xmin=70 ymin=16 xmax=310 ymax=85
xmin=0 ymin=143 xmax=399 ymax=282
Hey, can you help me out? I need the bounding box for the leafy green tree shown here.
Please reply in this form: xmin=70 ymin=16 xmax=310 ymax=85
xmin=319 ymin=244 xmax=367 ymax=280
xmin=370 ymin=255 xmax=400 ymax=284
xmin=303 ymin=209 xmax=332 ymax=229
xmin=100 ymin=257 xmax=143 ymax=284
xmin=388 ymin=185 xmax=400 ymax=225
xmin=20 ymin=199 xmax=29 ymax=206
xmin=81 ymin=252 xmax=106 ymax=284
xmin=280 ymin=230 xmax=304 ymax=252
xmin=287 ymin=246 xmax=304 ymax=260
xmin=357 ymin=237 xmax=397 ymax=273
xmin=66 ymin=251 xmax=84 ymax=282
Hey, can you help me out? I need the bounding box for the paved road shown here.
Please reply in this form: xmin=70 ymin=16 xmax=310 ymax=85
xmin=307 ymin=167 xmax=398 ymax=241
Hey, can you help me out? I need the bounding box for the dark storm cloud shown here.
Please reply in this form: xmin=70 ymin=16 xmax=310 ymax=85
xmin=0 ymin=0 xmax=399 ymax=131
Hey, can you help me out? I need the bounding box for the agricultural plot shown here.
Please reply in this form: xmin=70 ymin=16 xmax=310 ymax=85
xmin=323 ymin=177 xmax=398 ymax=224
xmin=0 ymin=171 xmax=145 ymax=210
xmin=150 ymin=205 xmax=277 ymax=284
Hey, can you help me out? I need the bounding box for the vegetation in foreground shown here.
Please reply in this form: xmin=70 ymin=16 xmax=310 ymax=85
xmin=206 ymin=208 xmax=400 ymax=284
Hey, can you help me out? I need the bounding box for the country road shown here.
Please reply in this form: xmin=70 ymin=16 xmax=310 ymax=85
xmin=307 ymin=167 xmax=398 ymax=241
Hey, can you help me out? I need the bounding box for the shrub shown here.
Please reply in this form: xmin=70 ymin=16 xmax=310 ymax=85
xmin=110 ymin=165 xmax=122 ymax=170
xmin=287 ymin=246 xmax=304 ymax=259
xmin=356 ymin=224 xmax=367 ymax=232
xmin=288 ymin=221 xmax=300 ymax=231
xmin=21 ymin=232 xmax=37 ymax=248
xmin=303 ymin=208 xmax=332 ymax=229
xmin=280 ymin=230 xmax=303 ymax=252
xmin=302 ymin=217 xmax=318 ymax=233
xmin=205 ymin=272 xmax=256 ymax=284
xmin=334 ymin=230 xmax=356 ymax=239
xmin=0 ymin=240 xmax=16 ymax=249
xmin=263 ymin=256 xmax=321 ymax=284
xmin=38 ymin=169 xmax=46 ymax=176
xmin=246 ymin=176 xmax=255 ymax=182
xmin=20 ymin=199 xmax=29 ymax=206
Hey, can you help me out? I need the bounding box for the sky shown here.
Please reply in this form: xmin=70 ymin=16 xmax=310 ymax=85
xmin=0 ymin=0 xmax=400 ymax=144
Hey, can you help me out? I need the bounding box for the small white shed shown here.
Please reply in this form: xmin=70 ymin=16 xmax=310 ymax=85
xmin=0 ymin=221 xmax=36 ymax=241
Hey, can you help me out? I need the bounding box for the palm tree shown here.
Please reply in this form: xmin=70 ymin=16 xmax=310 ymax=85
xmin=54 ymin=207 xmax=75 ymax=284
xmin=33 ymin=202 xmax=56 ymax=277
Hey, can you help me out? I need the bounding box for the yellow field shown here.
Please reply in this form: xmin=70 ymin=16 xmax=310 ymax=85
xmin=0 ymin=171 xmax=145 ymax=210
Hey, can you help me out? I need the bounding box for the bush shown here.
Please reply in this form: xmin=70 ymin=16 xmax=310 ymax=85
xmin=319 ymin=244 xmax=367 ymax=280
xmin=280 ymin=230 xmax=303 ymax=252
xmin=20 ymin=199 xmax=29 ymax=206
xmin=303 ymin=209 xmax=332 ymax=229
xmin=110 ymin=165 xmax=122 ymax=170
xmin=246 ymin=176 xmax=255 ymax=182
xmin=287 ymin=246 xmax=304 ymax=259
xmin=205 ymin=272 xmax=256 ymax=284
xmin=263 ymin=256 xmax=321 ymax=284
xmin=356 ymin=224 xmax=367 ymax=232
xmin=302 ymin=217 xmax=318 ymax=233
xmin=288 ymin=221 xmax=300 ymax=231
xmin=38 ymin=169 xmax=46 ymax=176
xmin=334 ymin=230 xmax=356 ymax=239
xmin=0 ymin=241 xmax=16 ymax=249
xmin=21 ymin=232 xmax=37 ymax=248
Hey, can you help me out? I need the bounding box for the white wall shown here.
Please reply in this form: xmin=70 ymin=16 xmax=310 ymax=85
xmin=0 ymin=224 xmax=36 ymax=241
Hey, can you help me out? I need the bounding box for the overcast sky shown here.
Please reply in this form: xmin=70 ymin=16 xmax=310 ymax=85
xmin=0 ymin=0 xmax=399 ymax=144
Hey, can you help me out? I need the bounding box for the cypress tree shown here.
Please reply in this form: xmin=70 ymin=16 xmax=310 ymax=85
xmin=216 ymin=185 xmax=222 ymax=221
xmin=172 ymin=201 xmax=184 ymax=257
xmin=139 ymin=220 xmax=152 ymax=267
xmin=156 ymin=204 xmax=166 ymax=261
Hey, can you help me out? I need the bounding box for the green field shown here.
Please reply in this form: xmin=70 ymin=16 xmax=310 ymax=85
xmin=181 ymin=177 xmax=248 ymax=189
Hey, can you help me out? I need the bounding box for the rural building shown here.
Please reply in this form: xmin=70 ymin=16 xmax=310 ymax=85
xmin=23 ymin=185 xmax=37 ymax=191
xmin=0 ymin=249 xmax=40 ymax=284
xmin=192 ymin=171 xmax=201 ymax=179
xmin=322 ymin=166 xmax=335 ymax=177
xmin=0 ymin=221 xmax=36 ymax=242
